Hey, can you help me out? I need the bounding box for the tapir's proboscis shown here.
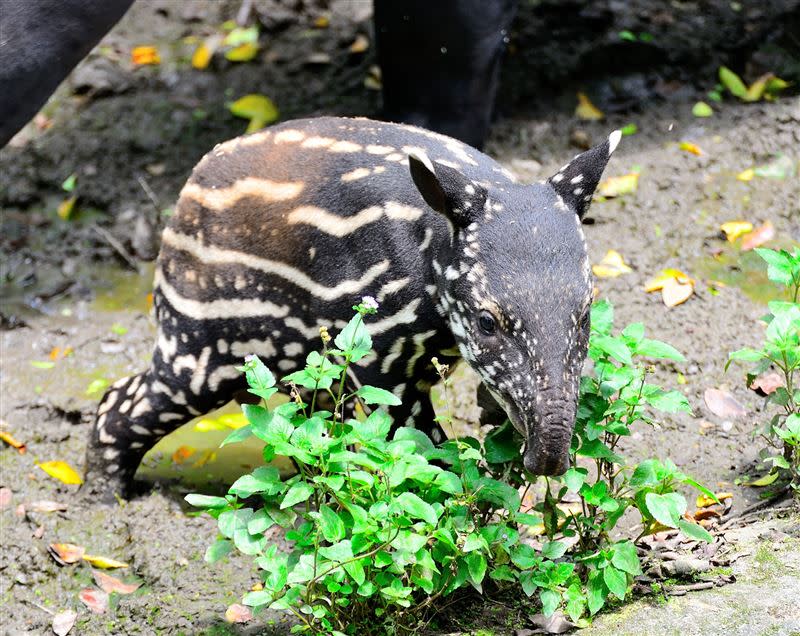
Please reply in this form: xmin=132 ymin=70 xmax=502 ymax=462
xmin=85 ymin=116 xmax=620 ymax=497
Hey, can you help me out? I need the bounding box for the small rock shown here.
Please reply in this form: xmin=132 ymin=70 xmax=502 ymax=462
xmin=720 ymin=420 xmax=733 ymax=432
xmin=662 ymin=558 xmax=711 ymax=577
xmin=569 ymin=128 xmax=592 ymax=150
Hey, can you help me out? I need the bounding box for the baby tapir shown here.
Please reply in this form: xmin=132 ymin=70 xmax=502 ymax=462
xmin=85 ymin=116 xmax=620 ymax=497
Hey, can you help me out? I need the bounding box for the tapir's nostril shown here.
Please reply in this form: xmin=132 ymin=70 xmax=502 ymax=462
xmin=524 ymin=448 xmax=570 ymax=476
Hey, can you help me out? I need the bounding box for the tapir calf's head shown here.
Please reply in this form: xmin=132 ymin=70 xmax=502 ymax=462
xmin=409 ymin=132 xmax=621 ymax=475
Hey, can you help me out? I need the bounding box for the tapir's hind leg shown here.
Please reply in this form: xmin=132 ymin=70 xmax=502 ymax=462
xmin=84 ymin=356 xmax=245 ymax=499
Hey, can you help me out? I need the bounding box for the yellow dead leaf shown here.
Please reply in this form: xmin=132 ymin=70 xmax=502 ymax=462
xmin=314 ymin=15 xmax=330 ymax=28
xmin=0 ymin=429 xmax=27 ymax=454
xmin=194 ymin=412 xmax=247 ymax=432
xmin=225 ymin=42 xmax=259 ymax=62
xmin=743 ymin=72 xmax=773 ymax=102
xmin=192 ymin=450 xmax=217 ymax=468
xmin=661 ymin=277 xmax=694 ymax=307
xmin=37 ymin=461 xmax=83 ymax=485
xmin=83 ymin=554 xmax=129 ymax=569
xmin=592 ymin=250 xmax=633 ymax=278
xmin=696 ymin=492 xmax=732 ymax=508
xmin=736 ymin=168 xmax=755 ymax=181
xmin=57 ymin=195 xmax=77 ymax=220
xmin=678 ymin=141 xmax=703 ymax=156
xmin=720 ymin=220 xmax=753 ymax=242
xmin=349 ymin=34 xmax=369 ymax=53
xmin=172 ymin=445 xmax=196 ymax=464
xmin=131 ymin=46 xmax=160 ymax=65
xmin=575 ymin=92 xmax=604 ymax=120
xmin=644 ymin=268 xmax=694 ymax=292
xmin=192 ymin=44 xmax=213 ymax=69
xmin=597 ymin=173 xmax=639 ymax=198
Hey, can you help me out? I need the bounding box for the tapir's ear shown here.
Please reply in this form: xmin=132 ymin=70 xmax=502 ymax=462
xmin=408 ymin=152 xmax=487 ymax=227
xmin=548 ymin=130 xmax=621 ymax=218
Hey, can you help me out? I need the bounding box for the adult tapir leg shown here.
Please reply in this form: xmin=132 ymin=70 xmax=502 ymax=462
xmin=0 ymin=0 xmax=135 ymax=146
xmin=374 ymin=0 xmax=518 ymax=149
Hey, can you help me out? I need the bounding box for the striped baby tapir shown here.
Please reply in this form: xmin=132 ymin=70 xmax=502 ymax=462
xmin=85 ymin=116 xmax=621 ymax=497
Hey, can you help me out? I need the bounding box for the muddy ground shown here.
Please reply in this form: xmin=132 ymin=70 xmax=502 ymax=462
xmin=1 ymin=1 xmax=800 ymax=635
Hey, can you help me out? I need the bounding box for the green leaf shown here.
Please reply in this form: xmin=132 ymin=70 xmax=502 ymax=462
xmin=603 ymin=565 xmax=628 ymax=600
xmin=318 ymin=505 xmax=345 ymax=542
xmin=610 ymin=541 xmax=641 ymax=575
xmin=462 ymin=533 xmax=486 ymax=553
xmin=242 ymin=589 xmax=273 ymax=607
xmin=62 ymin=173 xmax=78 ymax=192
xmin=540 ymin=589 xmax=561 ymax=617
xmin=393 ymin=427 xmax=434 ymax=453
xmin=484 ymin=420 xmax=521 ymax=464
xmin=319 ymin=539 xmax=353 ymax=562
xmin=433 ymin=471 xmax=463 ymax=494
xmin=204 ymin=538 xmax=233 ymax=563
xmin=473 ymin=477 xmax=521 ymax=513
xmin=220 ymin=424 xmax=252 ymax=447
xmin=719 ymin=66 xmax=747 ymax=98
xmin=677 ymin=519 xmax=713 ymax=543
xmin=592 ymin=334 xmax=633 ymax=365
xmin=728 ymin=348 xmax=765 ymax=363
xmin=280 ymin=481 xmax=314 ymax=509
xmin=541 ymin=540 xmax=568 ymax=559
xmin=239 ymin=355 xmax=277 ymax=400
xmin=229 ymin=466 xmax=282 ymax=498
xmin=591 ymin=300 xmax=614 ymax=335
xmin=396 ymin=492 xmax=438 ymax=526
xmin=692 ymin=101 xmax=713 ymax=117
xmin=563 ymin=467 xmax=588 ymax=492
xmin=511 ymin=544 xmax=540 ymax=570
xmin=334 ymin=314 xmax=372 ymax=361
xmin=644 ymin=492 xmax=686 ymax=528
xmin=466 ymin=552 xmax=487 ymax=586
xmin=755 ymin=248 xmax=794 ymax=286
xmin=185 ymin=494 xmax=228 ymax=509
xmin=644 ymin=387 xmax=692 ymax=413
xmin=587 ymin=570 xmax=607 ymax=615
xmin=636 ymin=338 xmax=685 ymax=361
xmin=344 ymin=558 xmax=366 ymax=586
xmin=355 ymin=385 xmax=401 ymax=406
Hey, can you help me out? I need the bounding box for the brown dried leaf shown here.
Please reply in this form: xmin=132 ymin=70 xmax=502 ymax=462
xmin=79 ymin=588 xmax=108 ymax=614
xmin=52 ymin=610 xmax=77 ymax=636
xmin=704 ymin=388 xmax=746 ymax=419
xmin=349 ymin=34 xmax=369 ymax=53
xmin=0 ymin=487 xmax=11 ymax=509
xmin=741 ymin=220 xmax=775 ymax=251
xmin=0 ymin=429 xmax=27 ymax=454
xmin=48 ymin=543 xmax=85 ymax=565
xmin=749 ymin=371 xmax=783 ymax=395
xmin=93 ymin=570 xmax=141 ymax=595
xmin=30 ymin=500 xmax=69 ymax=513
xmin=225 ymin=603 xmax=253 ymax=623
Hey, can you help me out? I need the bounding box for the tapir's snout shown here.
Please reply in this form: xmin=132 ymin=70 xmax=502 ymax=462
xmin=523 ymin=445 xmax=571 ymax=476
xmin=520 ymin=395 xmax=577 ymax=477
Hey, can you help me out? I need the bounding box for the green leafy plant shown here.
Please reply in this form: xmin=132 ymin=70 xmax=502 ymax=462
xmin=717 ymin=66 xmax=790 ymax=102
xmin=728 ymin=247 xmax=800 ymax=492
xmin=189 ymin=299 xmax=713 ymax=634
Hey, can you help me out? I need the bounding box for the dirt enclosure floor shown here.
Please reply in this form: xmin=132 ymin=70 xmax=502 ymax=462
xmin=1 ymin=1 xmax=799 ymax=634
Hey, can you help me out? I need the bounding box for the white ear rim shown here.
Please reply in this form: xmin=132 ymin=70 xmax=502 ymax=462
xmin=608 ymin=130 xmax=622 ymax=155
xmin=408 ymin=150 xmax=436 ymax=175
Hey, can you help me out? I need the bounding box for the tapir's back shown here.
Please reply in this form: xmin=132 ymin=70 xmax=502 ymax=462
xmin=156 ymin=116 xmax=515 ymax=321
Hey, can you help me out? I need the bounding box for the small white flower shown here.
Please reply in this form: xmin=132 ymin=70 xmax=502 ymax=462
xmin=361 ymin=296 xmax=379 ymax=310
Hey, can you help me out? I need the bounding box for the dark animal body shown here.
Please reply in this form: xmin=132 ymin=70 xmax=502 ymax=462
xmin=85 ymin=116 xmax=619 ymax=497
xmin=0 ymin=0 xmax=515 ymax=148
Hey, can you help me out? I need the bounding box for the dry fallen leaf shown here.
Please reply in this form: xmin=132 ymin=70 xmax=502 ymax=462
xmin=696 ymin=492 xmax=732 ymax=508
xmin=172 ymin=445 xmax=196 ymax=464
xmin=79 ymin=588 xmax=109 ymax=614
xmin=746 ymin=471 xmax=780 ymax=487
xmin=93 ymin=570 xmax=141 ymax=595
xmin=597 ymin=173 xmax=639 ymax=198
xmin=0 ymin=429 xmax=27 ymax=454
xmin=704 ymin=388 xmax=746 ymax=419
xmin=313 ymin=15 xmax=330 ymax=28
xmin=592 ymin=250 xmax=633 ymax=278
xmin=0 ymin=487 xmax=12 ymax=509
xmin=194 ymin=412 xmax=248 ymax=432
xmin=83 ymin=554 xmax=130 ymax=569
xmin=225 ymin=603 xmax=254 ymax=623
xmin=52 ymin=610 xmax=77 ymax=636
xmin=575 ymin=92 xmax=604 ymax=120
xmin=736 ymin=168 xmax=755 ymax=181
xmin=131 ymin=46 xmax=160 ymax=65
xmin=693 ymin=507 xmax=722 ymax=521
xmin=661 ymin=277 xmax=694 ymax=307
xmin=37 ymin=461 xmax=83 ymax=485
xmin=192 ymin=449 xmax=217 ymax=468
xmin=720 ymin=220 xmax=753 ymax=242
xmin=57 ymin=195 xmax=77 ymax=221
xmin=741 ymin=220 xmax=775 ymax=251
xmin=349 ymin=34 xmax=369 ymax=53
xmin=229 ymin=94 xmax=279 ymax=133
xmin=644 ymin=268 xmax=694 ymax=292
xmin=749 ymin=370 xmax=783 ymax=395
xmin=49 ymin=543 xmax=86 ymax=565
xmin=225 ymin=42 xmax=259 ymax=62
xmin=678 ymin=141 xmax=703 ymax=156
xmin=30 ymin=500 xmax=68 ymax=513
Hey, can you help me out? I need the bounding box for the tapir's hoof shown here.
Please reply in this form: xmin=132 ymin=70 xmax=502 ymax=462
xmin=83 ymin=447 xmax=143 ymax=504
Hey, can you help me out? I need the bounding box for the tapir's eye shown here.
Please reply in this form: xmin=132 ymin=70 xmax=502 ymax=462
xmin=478 ymin=311 xmax=497 ymax=335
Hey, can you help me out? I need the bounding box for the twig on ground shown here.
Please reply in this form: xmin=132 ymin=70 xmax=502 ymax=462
xmin=90 ymin=224 xmax=139 ymax=270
